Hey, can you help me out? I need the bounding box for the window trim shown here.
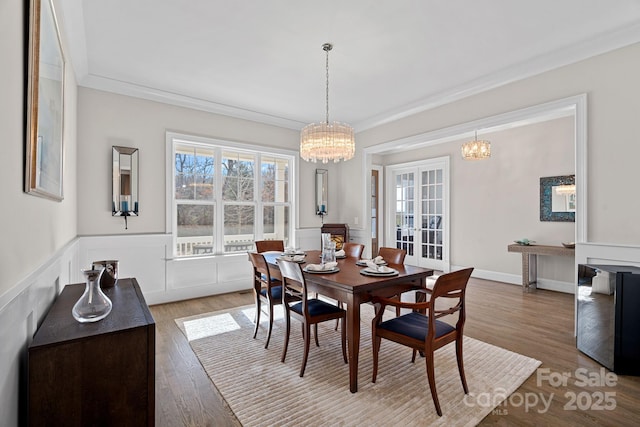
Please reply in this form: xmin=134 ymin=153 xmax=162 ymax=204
xmin=166 ymin=131 xmax=297 ymax=257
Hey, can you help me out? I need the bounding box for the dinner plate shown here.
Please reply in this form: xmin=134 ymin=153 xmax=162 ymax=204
xmin=356 ymin=260 xmax=387 ymax=266
xmin=277 ymin=256 xmax=306 ymax=263
xmin=283 ymin=251 xmax=306 ymax=256
xmin=318 ymin=254 xmax=347 ymax=259
xmin=359 ymin=268 xmax=398 ymax=277
xmin=303 ymin=267 xmax=340 ymax=274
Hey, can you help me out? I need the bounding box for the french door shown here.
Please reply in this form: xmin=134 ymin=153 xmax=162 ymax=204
xmin=387 ymin=157 xmax=449 ymax=271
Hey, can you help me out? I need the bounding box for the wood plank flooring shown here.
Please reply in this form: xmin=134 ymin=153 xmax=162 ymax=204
xmin=149 ymin=278 xmax=640 ymax=426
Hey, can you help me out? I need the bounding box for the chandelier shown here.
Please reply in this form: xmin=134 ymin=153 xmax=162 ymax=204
xmin=300 ymin=43 xmax=355 ymax=164
xmin=461 ymin=131 xmax=491 ymax=160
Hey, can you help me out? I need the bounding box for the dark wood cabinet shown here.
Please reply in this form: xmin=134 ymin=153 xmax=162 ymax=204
xmin=28 ymin=278 xmax=155 ymax=426
xmin=321 ymin=223 xmax=349 ymax=250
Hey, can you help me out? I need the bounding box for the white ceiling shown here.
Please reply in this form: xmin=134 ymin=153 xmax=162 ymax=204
xmin=59 ymin=0 xmax=640 ymax=131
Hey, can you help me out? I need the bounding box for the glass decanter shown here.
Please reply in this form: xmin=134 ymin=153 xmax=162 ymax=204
xmin=72 ymin=268 xmax=113 ymax=323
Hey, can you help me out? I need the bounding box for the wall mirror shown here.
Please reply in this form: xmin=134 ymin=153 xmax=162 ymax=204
xmin=112 ymin=146 xmax=139 ymax=226
xmin=540 ymin=175 xmax=575 ymax=222
xmin=316 ymin=169 xmax=328 ymax=215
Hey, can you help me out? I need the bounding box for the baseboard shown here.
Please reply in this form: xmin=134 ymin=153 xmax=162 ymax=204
xmin=452 ymin=265 xmax=575 ymax=294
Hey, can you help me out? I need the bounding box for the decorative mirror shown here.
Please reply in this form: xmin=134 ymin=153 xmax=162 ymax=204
xmin=540 ymin=175 xmax=575 ymax=222
xmin=112 ymin=146 xmax=139 ymax=229
xmin=316 ymin=169 xmax=328 ymax=216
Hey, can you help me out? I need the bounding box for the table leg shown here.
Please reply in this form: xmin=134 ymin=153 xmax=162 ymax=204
xmin=522 ymin=253 xmax=537 ymax=292
xmin=345 ymin=294 xmax=361 ymax=393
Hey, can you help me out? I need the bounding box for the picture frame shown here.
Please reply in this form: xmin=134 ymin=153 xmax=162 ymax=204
xmin=25 ymin=0 xmax=65 ymax=201
xmin=539 ymin=175 xmax=575 ymax=222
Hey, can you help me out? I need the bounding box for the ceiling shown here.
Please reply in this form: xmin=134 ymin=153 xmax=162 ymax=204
xmin=59 ymin=0 xmax=640 ymax=131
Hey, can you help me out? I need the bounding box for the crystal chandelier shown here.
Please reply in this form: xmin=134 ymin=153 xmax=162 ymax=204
xmin=461 ymin=131 xmax=491 ymax=160
xmin=300 ymin=43 xmax=355 ymax=164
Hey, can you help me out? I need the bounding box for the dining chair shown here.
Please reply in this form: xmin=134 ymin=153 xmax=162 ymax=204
xmin=342 ymin=242 xmax=364 ymax=258
xmin=370 ymin=267 xmax=474 ymax=416
xmin=255 ymin=240 xmax=285 ymax=253
xmin=377 ymin=247 xmax=407 ymax=316
xmin=278 ymin=259 xmax=348 ymax=377
xmin=248 ymin=252 xmax=283 ymax=349
xmin=377 ymin=247 xmax=407 ymax=264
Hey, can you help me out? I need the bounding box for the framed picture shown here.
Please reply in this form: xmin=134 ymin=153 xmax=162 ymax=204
xmin=25 ymin=0 xmax=65 ymax=201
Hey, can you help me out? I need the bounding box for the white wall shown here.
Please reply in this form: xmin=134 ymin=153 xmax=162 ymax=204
xmin=382 ymin=117 xmax=575 ymax=284
xmin=0 ymin=1 xmax=79 ymax=425
xmin=340 ymin=43 xmax=640 ymax=269
xmin=76 ymin=87 xmax=336 ymax=235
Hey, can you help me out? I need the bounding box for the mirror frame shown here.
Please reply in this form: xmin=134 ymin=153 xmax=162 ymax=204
xmin=540 ymin=175 xmax=575 ymax=222
xmin=112 ymin=146 xmax=139 ymax=217
xmin=315 ymin=169 xmax=328 ymax=215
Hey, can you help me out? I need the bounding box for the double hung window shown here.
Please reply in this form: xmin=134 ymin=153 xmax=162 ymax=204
xmin=169 ymin=133 xmax=294 ymax=257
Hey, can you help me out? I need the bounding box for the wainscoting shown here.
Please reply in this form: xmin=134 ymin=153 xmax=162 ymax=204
xmin=3 ymin=230 xmax=636 ymax=427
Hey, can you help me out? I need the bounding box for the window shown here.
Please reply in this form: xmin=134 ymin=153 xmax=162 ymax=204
xmin=168 ymin=133 xmax=294 ymax=257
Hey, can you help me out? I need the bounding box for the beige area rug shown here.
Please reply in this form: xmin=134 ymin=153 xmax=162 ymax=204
xmin=175 ymin=304 xmax=541 ymax=427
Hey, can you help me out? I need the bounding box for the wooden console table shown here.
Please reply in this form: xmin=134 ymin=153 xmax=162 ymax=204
xmin=28 ymin=278 xmax=155 ymax=426
xmin=507 ymin=244 xmax=575 ymax=292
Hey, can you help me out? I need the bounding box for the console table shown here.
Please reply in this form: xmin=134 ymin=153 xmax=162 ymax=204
xmin=28 ymin=278 xmax=155 ymax=426
xmin=507 ymin=244 xmax=574 ymax=292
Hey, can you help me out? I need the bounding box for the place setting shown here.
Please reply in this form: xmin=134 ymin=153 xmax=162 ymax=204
xmin=279 ymin=248 xmax=307 ymax=263
xmin=359 ymin=260 xmax=398 ymax=277
xmin=356 ymin=255 xmax=387 ymax=267
xmin=303 ymin=261 xmax=340 ymax=274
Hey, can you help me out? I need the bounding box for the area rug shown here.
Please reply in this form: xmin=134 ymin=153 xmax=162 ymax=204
xmin=175 ymin=305 xmax=541 ymax=427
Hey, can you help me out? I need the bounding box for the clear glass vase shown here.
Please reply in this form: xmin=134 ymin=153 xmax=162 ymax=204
xmin=72 ymin=268 xmax=113 ymax=323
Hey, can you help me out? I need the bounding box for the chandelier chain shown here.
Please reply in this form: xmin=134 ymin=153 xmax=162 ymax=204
xmin=324 ymin=44 xmax=331 ymax=123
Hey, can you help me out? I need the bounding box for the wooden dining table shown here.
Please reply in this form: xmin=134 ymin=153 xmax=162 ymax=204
xmin=262 ymin=250 xmax=434 ymax=393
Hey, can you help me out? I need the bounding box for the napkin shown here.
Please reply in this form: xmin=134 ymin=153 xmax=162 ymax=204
xmin=361 ymin=256 xmax=385 ymax=265
xmin=335 ymin=249 xmax=346 ymax=257
xmin=306 ymin=261 xmax=338 ymax=271
xmin=366 ymin=262 xmax=393 ymax=273
xmin=282 ymin=254 xmax=305 ymax=262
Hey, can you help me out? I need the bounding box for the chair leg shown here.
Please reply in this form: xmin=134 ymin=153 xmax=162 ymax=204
xmin=281 ymin=307 xmax=290 ymax=363
xmin=425 ymin=351 xmax=442 ymax=416
xmin=334 ymin=300 xmax=342 ymax=330
xmin=300 ymin=323 xmax=311 ymax=377
xmin=340 ymin=315 xmax=347 ymax=363
xmin=253 ymin=295 xmax=261 ymax=339
xmin=314 ymin=324 xmax=320 ymax=347
xmin=372 ymin=335 xmax=381 ymax=383
xmin=456 ymin=336 xmax=469 ymax=394
xmin=264 ymin=300 xmax=274 ymax=349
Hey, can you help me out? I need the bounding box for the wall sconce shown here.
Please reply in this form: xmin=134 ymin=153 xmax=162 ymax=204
xmin=315 ymin=169 xmax=328 ymax=222
xmin=112 ymin=146 xmax=139 ymax=229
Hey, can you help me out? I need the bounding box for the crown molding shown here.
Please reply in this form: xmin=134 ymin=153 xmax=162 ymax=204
xmin=79 ymin=74 xmax=307 ymax=130
xmin=353 ymin=21 xmax=640 ymax=132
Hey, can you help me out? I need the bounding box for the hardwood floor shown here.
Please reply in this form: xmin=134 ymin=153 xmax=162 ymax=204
xmin=149 ymin=279 xmax=640 ymax=426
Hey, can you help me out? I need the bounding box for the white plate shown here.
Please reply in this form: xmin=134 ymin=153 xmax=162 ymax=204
xmin=356 ymin=260 xmax=387 ymax=266
xmin=303 ymin=267 xmax=340 ymax=274
xmin=277 ymin=256 xmax=306 ymax=263
xmin=318 ymin=254 xmax=347 ymax=259
xmin=359 ymin=268 xmax=398 ymax=277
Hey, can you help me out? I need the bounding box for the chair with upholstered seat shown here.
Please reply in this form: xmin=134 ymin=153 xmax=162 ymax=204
xmin=370 ymin=267 xmax=474 ymax=416
xmin=377 ymin=246 xmax=406 ymax=264
xmin=278 ymin=259 xmax=348 ymax=377
xmin=342 ymin=242 xmax=364 ymax=259
xmin=255 ymin=240 xmax=285 ymax=253
xmin=377 ymin=247 xmax=407 ymax=316
xmin=248 ymin=252 xmax=283 ymax=349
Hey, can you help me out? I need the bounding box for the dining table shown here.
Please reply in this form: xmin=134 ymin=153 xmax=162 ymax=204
xmin=262 ymin=249 xmax=434 ymax=393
